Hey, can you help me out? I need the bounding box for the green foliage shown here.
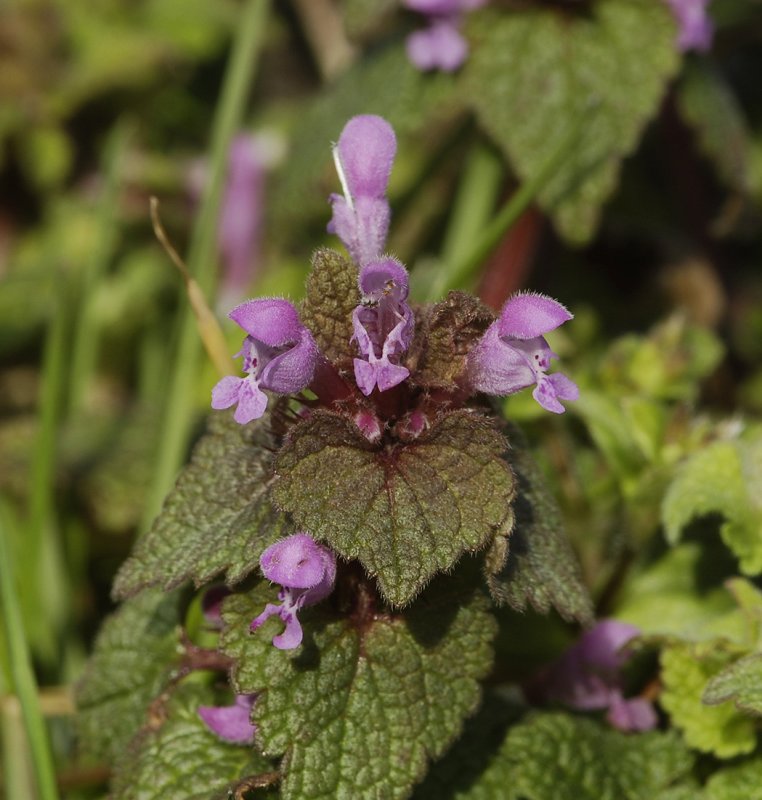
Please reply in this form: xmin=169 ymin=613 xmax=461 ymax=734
xmin=111 ymin=683 xmax=274 ymax=800
xmin=221 ymin=572 xmax=496 ymax=800
xmin=704 ymin=653 xmax=762 ymax=716
xmin=705 ymin=759 xmax=762 ymax=800
xmin=419 ymin=712 xmax=694 ymax=800
xmin=300 ymin=248 xmax=360 ymax=366
xmin=272 ymin=409 xmax=515 ymax=606
xmin=463 ymin=0 xmax=679 ymax=244
xmin=75 ymin=589 xmax=183 ymax=763
xmin=677 ymin=60 xmax=751 ymax=194
xmin=659 ymin=642 xmax=757 ymax=758
xmin=342 ymin=0 xmax=398 ymax=39
xmin=112 ymin=411 xmax=291 ymax=598
xmin=662 ymin=433 xmax=762 ymax=575
xmin=487 ymin=422 xmax=593 ymax=624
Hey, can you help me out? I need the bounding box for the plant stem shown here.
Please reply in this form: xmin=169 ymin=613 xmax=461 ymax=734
xmin=141 ymin=0 xmax=271 ymax=532
xmin=0 ymin=500 xmax=60 ymax=800
xmin=425 ymin=119 xmax=584 ymax=302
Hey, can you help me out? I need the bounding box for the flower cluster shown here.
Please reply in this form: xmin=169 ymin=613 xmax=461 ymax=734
xmin=528 ymin=620 xmax=657 ymax=733
xmin=210 ymin=113 xmax=579 ymax=651
xmin=250 ymin=534 xmax=337 ymax=650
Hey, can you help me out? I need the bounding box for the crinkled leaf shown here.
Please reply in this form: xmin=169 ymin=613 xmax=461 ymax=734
xmin=75 ymin=589 xmax=183 ymax=763
xmin=413 ymin=292 xmax=494 ymax=389
xmin=220 ymin=571 xmax=496 ymax=800
xmin=705 ymin=758 xmax=762 ymax=800
xmin=676 ymin=60 xmax=751 ymax=194
xmin=300 ymin=248 xmax=359 ymax=366
xmin=463 ymin=1 xmax=679 ymax=244
xmin=659 ymin=642 xmax=757 ymax=758
xmin=272 ymin=43 xmax=460 ymax=228
xmin=662 ymin=435 xmax=762 ymax=575
xmin=487 ymin=421 xmax=593 ymax=624
xmin=113 ymin=410 xmax=290 ymax=598
xmin=272 ymin=409 xmax=515 ymax=606
xmin=111 ymin=683 xmax=275 ymax=800
xmin=704 ymin=653 xmax=762 ymax=716
xmin=418 ymin=711 xmax=693 ymax=800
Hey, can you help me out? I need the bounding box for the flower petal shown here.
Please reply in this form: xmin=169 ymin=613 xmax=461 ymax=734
xmin=198 ymin=694 xmax=256 ymax=744
xmin=467 ymin=323 xmax=536 ymax=396
xmin=259 ymin=533 xmax=331 ymax=589
xmin=233 ymin=379 xmax=268 ymax=424
xmin=335 ymin=115 xmax=396 ymax=201
xmin=272 ymin=610 xmax=304 ymax=650
xmin=498 ymin=293 xmax=573 ymax=340
xmin=406 ymin=19 xmax=468 ymax=72
xmin=211 ymin=375 xmax=244 ymax=410
xmin=259 ymin=327 xmax=319 ymax=394
xmin=228 ymin=298 xmax=304 ymax=348
xmin=606 ymin=694 xmax=658 ymax=733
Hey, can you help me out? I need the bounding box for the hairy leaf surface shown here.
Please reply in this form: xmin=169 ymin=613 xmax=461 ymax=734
xmin=111 ymin=683 xmax=274 ymax=800
xmin=76 ymin=589 xmax=183 ymax=763
xmin=272 ymin=409 xmax=515 ymax=606
xmin=487 ymin=422 xmax=593 ymax=624
xmin=220 ymin=573 xmax=496 ymax=800
xmin=113 ymin=411 xmax=290 ymax=598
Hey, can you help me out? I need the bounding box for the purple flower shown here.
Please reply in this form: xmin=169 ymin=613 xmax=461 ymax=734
xmin=466 ymin=292 xmax=578 ymax=414
xmin=351 ymin=258 xmax=414 ymax=396
xmin=198 ymin=693 xmax=257 ymax=744
xmin=328 ymin=115 xmax=396 ymax=266
xmin=530 ymin=620 xmax=658 ymax=733
xmin=665 ymin=0 xmax=713 ymax=53
xmin=211 ymin=299 xmax=319 ymax=424
xmin=251 ymin=534 xmax=337 ymax=650
xmin=200 ymin=585 xmax=232 ymax=629
xmin=403 ymin=0 xmax=487 ymax=72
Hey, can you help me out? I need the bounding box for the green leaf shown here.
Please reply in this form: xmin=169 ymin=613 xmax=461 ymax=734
xmin=704 ymin=653 xmax=762 ymax=716
xmin=419 ymin=712 xmax=693 ymax=800
xmin=113 ymin=411 xmax=291 ymax=599
xmin=300 ymin=248 xmax=359 ymax=366
xmin=271 ymin=409 xmax=515 ymax=606
xmin=413 ymin=292 xmax=494 ymax=390
xmin=75 ymin=589 xmax=183 ymax=763
xmin=676 ymin=60 xmax=751 ymax=194
xmin=662 ymin=435 xmax=762 ymax=575
xmin=111 ymin=682 xmax=275 ymax=800
xmin=659 ymin=642 xmax=757 ymax=758
xmin=487 ymin=422 xmax=593 ymax=624
xmin=616 ymin=543 xmax=745 ymax=643
xmin=220 ymin=571 xmax=496 ymax=800
xmin=463 ymin=1 xmax=679 ymax=244
xmin=705 ymin=759 xmax=762 ymax=800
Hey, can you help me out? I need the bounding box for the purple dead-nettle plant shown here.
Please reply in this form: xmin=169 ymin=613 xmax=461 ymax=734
xmin=198 ymin=693 xmax=258 ymax=744
xmin=665 ymin=0 xmax=713 ymax=52
xmin=529 ymin=620 xmax=658 ymax=733
xmin=467 ymin=292 xmax=579 ymax=413
xmin=250 ymin=534 xmax=337 ymax=650
xmin=403 ymin=0 xmax=487 ymax=72
xmin=211 ymin=298 xmax=319 ymax=424
xmin=328 ymin=115 xmax=396 ymax=266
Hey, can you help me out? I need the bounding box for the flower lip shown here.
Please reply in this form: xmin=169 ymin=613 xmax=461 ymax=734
xmin=497 ymin=292 xmax=573 ymax=340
